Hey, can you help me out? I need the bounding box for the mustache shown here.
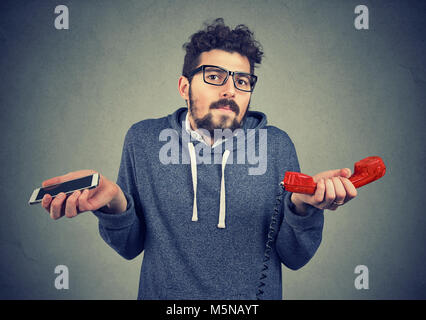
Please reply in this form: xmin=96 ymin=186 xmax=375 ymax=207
xmin=210 ymin=99 xmax=240 ymax=115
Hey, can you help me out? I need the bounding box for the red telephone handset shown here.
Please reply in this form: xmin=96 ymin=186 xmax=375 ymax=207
xmin=282 ymin=156 xmax=386 ymax=194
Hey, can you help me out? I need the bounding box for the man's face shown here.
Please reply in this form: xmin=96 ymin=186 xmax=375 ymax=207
xmin=181 ymin=49 xmax=252 ymax=135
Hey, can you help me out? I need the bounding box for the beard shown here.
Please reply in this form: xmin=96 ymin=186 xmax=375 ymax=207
xmin=188 ymin=85 xmax=250 ymax=137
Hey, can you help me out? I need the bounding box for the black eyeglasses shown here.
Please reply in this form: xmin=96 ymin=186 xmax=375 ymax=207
xmin=187 ymin=65 xmax=257 ymax=92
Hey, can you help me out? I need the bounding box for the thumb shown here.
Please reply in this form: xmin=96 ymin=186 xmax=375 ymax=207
xmin=340 ymin=168 xmax=352 ymax=178
xmin=313 ymin=167 xmax=352 ymax=181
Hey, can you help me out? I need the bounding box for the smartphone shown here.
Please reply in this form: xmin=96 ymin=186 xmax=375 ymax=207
xmin=28 ymin=173 xmax=100 ymax=205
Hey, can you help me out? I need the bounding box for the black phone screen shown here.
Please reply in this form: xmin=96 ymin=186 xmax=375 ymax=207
xmin=35 ymin=175 xmax=95 ymax=201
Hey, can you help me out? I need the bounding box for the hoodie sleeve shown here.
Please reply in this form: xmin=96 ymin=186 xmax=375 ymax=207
xmin=275 ymin=140 xmax=324 ymax=270
xmin=92 ymin=126 xmax=146 ymax=260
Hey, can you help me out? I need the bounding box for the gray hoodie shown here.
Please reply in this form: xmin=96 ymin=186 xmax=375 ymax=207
xmin=92 ymin=107 xmax=324 ymax=299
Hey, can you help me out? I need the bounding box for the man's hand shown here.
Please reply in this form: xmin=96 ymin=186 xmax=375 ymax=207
xmin=41 ymin=169 xmax=127 ymax=220
xmin=290 ymin=168 xmax=358 ymax=215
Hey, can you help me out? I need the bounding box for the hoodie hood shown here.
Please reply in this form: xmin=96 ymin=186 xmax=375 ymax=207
xmin=168 ymin=107 xmax=268 ymax=152
xmin=167 ymin=107 xmax=268 ymax=228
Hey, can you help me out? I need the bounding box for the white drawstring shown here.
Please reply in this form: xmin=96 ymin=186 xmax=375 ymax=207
xmin=187 ymin=142 xmax=230 ymax=228
xmin=218 ymin=149 xmax=230 ymax=229
xmin=188 ymin=142 xmax=198 ymax=222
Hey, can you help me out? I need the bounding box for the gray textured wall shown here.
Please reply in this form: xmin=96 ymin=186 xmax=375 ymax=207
xmin=1 ymin=0 xmax=425 ymax=299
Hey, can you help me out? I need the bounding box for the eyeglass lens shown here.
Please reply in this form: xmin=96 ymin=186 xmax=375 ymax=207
xmin=203 ymin=66 xmax=254 ymax=91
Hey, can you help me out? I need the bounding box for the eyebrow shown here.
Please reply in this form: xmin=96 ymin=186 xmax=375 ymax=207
xmin=204 ymin=65 xmax=252 ymax=74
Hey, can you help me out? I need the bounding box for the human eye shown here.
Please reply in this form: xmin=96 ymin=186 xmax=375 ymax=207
xmin=237 ymin=79 xmax=248 ymax=85
xmin=207 ymin=74 xmax=220 ymax=80
xmin=205 ymin=69 xmax=225 ymax=82
xmin=236 ymin=75 xmax=250 ymax=87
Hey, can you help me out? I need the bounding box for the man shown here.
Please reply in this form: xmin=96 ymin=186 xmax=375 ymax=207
xmin=41 ymin=18 xmax=357 ymax=299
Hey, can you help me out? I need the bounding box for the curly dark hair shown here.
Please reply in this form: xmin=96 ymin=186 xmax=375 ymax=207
xmin=182 ymin=18 xmax=264 ymax=79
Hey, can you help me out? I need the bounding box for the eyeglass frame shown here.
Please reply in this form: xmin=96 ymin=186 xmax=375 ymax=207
xmin=187 ymin=64 xmax=258 ymax=92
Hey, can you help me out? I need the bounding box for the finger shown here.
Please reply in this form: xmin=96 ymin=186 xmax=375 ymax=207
xmin=78 ymin=188 xmax=103 ymax=212
xmin=50 ymin=192 xmax=67 ymax=220
xmin=331 ymin=177 xmax=346 ymax=204
xmin=313 ymin=179 xmax=326 ymax=204
xmin=78 ymin=189 xmax=92 ymax=212
xmin=65 ymin=190 xmax=81 ymax=218
xmin=313 ymin=168 xmax=344 ymax=182
xmin=42 ymin=194 xmax=52 ymax=213
xmin=341 ymin=168 xmax=352 ymax=179
xmin=42 ymin=175 xmax=67 ymax=188
xmin=322 ymin=178 xmax=336 ymax=209
xmin=81 ymin=183 xmax=117 ymax=212
xmin=326 ymin=177 xmax=346 ymax=211
xmin=42 ymin=178 xmax=58 ymax=188
xmin=313 ymin=167 xmax=352 ymax=182
xmin=339 ymin=177 xmax=357 ymax=202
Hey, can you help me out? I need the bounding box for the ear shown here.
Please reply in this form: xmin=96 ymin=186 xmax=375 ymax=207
xmin=178 ymin=76 xmax=190 ymax=101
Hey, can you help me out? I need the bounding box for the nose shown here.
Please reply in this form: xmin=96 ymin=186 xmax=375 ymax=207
xmin=220 ymin=76 xmax=236 ymax=99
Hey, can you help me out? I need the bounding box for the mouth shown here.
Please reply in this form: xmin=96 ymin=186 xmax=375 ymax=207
xmin=214 ymin=105 xmax=234 ymax=113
